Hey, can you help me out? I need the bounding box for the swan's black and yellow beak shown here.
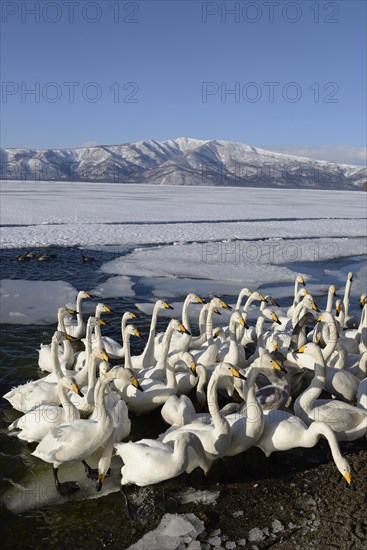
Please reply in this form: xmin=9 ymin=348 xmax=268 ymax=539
xmin=163 ymin=302 xmax=174 ymax=310
xmin=72 ymin=384 xmax=84 ymax=398
xmin=213 ymin=308 xmax=221 ymax=315
xmin=102 ymin=352 xmax=109 ymax=362
xmin=178 ymin=323 xmax=191 ymax=335
xmin=311 ymin=302 xmax=320 ymax=312
xmin=336 ymin=304 xmax=341 ymax=316
xmin=67 ymin=308 xmax=78 ymax=315
xmin=130 ymin=312 xmax=137 ymax=318
xmin=213 ymin=329 xmax=220 ymax=338
xmin=84 ymin=292 xmax=92 ymax=299
xmin=103 ymin=305 xmax=112 ymax=313
xmin=96 ymin=473 xmax=105 ymax=492
xmin=190 ymin=362 xmax=197 ymax=376
xmin=270 ymin=298 xmax=280 ymax=307
xmin=259 ymin=294 xmax=268 ymax=303
xmin=98 ymin=319 xmax=108 ymax=326
xmin=133 ymin=328 xmax=141 ymax=337
xmin=360 ymin=296 xmax=366 ymax=308
xmin=344 ymin=472 xmax=356 ymax=490
xmin=272 ymin=313 xmax=282 ymax=325
xmin=297 ymin=345 xmax=306 ymax=353
xmin=220 ymin=300 xmax=232 ymax=310
xmin=239 ymin=317 xmax=246 ymax=327
xmin=348 ymin=272 xmax=353 ymax=282
xmin=299 ymin=276 xmax=305 ymax=286
xmin=231 ymin=367 xmax=246 ymax=380
xmin=131 ymin=376 xmax=144 ymax=392
xmin=196 ymin=296 xmax=206 ymax=304
xmin=317 ymin=314 xmax=323 ymax=322
xmin=272 ymin=359 xmax=286 ymax=373
xmin=331 ymin=287 xmax=336 ymax=296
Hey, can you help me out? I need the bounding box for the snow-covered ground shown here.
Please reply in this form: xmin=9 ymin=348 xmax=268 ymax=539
xmin=1 ymin=181 xmax=366 ymax=324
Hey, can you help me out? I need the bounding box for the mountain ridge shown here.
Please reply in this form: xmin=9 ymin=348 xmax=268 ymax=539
xmin=1 ymin=138 xmax=365 ymax=190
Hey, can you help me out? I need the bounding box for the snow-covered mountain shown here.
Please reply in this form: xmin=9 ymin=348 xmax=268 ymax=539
xmin=1 ymin=138 xmax=365 ymax=190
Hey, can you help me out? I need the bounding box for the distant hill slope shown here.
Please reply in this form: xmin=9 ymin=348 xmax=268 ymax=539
xmin=1 ymin=138 xmax=366 ymax=190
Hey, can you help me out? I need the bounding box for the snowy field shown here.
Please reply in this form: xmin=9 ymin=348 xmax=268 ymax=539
xmin=1 ymin=181 xmax=366 ymax=324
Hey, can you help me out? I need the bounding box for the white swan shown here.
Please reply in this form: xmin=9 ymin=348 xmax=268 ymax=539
xmin=223 ymin=368 xmax=264 ymax=456
xmin=96 ymin=398 xmax=131 ymax=491
xmin=255 ymin=410 xmax=354 ymax=488
xmin=7 ymin=376 xmax=83 ymax=443
xmin=190 ymin=302 xmax=221 ymax=350
xmin=286 ymin=274 xmax=306 ymax=318
xmin=161 ymin=394 xmax=196 ymax=427
xmin=161 ymin=363 xmax=246 ymax=461
xmin=99 ymin=311 xmax=137 ymax=359
xmin=216 ymin=310 xmax=247 ymax=367
xmin=114 ymin=432 xmax=211 ymax=487
xmin=154 ymin=293 xmax=205 ymax=358
xmin=59 ymin=290 xmax=92 ymax=338
xmin=294 ymin=343 xmax=367 ymax=441
xmin=120 ymin=321 xmax=191 ymax=415
xmin=68 ymin=348 xmax=110 ymax=416
xmin=32 ymin=366 xmax=137 ymax=496
xmin=3 ymin=331 xmax=75 ymax=412
xmin=191 ymin=298 xmax=232 ymax=367
xmin=38 ymin=307 xmax=77 ymax=372
xmin=130 ymin=300 xmax=173 ymax=370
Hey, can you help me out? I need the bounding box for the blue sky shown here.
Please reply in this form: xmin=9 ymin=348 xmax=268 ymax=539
xmin=1 ymin=1 xmax=366 ymax=164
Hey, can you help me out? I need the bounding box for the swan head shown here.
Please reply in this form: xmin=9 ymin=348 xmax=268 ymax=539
xmin=302 ymin=294 xmax=320 ymax=312
xmin=79 ymin=291 xmax=92 ymax=299
xmin=59 ymin=307 xmax=79 ymax=316
xmin=329 ymin=285 xmax=336 ymax=296
xmin=297 ymin=343 xmax=324 ymax=360
xmin=156 ymin=300 xmax=174 ymax=310
xmin=297 ymin=275 xmax=306 ymax=285
xmin=188 ymin=293 xmax=205 ymax=304
xmin=247 ymin=291 xmax=267 ymax=303
xmin=88 ymin=316 xmax=108 ymax=328
xmin=99 ymin=361 xmax=111 ymax=378
xmin=61 ymin=376 xmax=84 ymax=397
xmin=123 ymin=311 xmax=137 ymax=320
xmin=337 ymin=459 xmax=355 ymax=490
xmin=52 ymin=330 xmax=76 ymax=343
xmin=335 ymin=299 xmax=343 ymax=317
xmin=92 ymin=348 xmax=109 ymax=362
xmin=265 ymin=295 xmax=280 ymax=307
xmin=348 ymin=272 xmax=353 ymax=282
xmin=169 ymin=319 xmax=191 ymax=335
xmin=96 ymin=303 xmax=112 ymax=314
xmin=231 ymin=310 xmax=248 ymax=328
xmin=125 ymin=324 xmax=141 ymax=338
xmin=217 ymin=362 xmax=246 ymax=380
xmin=360 ymin=293 xmax=366 ymax=308
xmin=212 ymin=297 xmax=232 ymax=310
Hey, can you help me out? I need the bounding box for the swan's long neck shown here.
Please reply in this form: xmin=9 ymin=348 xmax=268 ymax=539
xmin=321 ymin=312 xmax=338 ymax=361
xmin=193 ymin=304 xmax=209 ymax=345
xmin=243 ymin=293 xmax=257 ymax=313
xmin=58 ymin=312 xmax=73 ymax=362
xmin=123 ymin=331 xmax=133 ymax=370
xmin=160 ymin=326 xmax=177 ymax=389
xmin=291 ymin=300 xmax=306 ymax=327
xmin=58 ymin=382 xmax=79 ymax=422
xmin=142 ymin=305 xmax=159 ymax=364
xmin=207 ymin=371 xmax=229 ymax=433
xmin=51 ymin=337 xmax=64 ymax=379
xmin=205 ymin=303 xmax=216 ymax=343
xmin=326 ymin=288 xmax=334 ymax=313
xmin=298 ymin=350 xmax=325 ymax=414
xmin=243 ymin=369 xmax=263 ymax=438
xmin=304 ymin=422 xmax=344 ymax=470
xmin=343 ymin=277 xmax=352 ymax=322
xmin=236 ymin=289 xmax=249 ymax=310
xmin=255 ymin=316 xmax=266 ymax=356
xmin=85 ymin=355 xmax=99 ymax=403
xmin=228 ymin=316 xmax=237 ymax=353
xmin=85 ymin=320 xmax=94 ymax=361
xmin=181 ymin=296 xmax=191 ymax=333
xmin=93 ymin=376 xmax=114 ymax=427
xmin=76 ymin=293 xmax=84 ymax=329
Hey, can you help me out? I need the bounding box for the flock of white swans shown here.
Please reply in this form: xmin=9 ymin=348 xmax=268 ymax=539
xmin=3 ymin=273 xmax=367 ymax=500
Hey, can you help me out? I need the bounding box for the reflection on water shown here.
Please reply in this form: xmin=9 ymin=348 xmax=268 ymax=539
xmin=0 ymin=246 xmax=366 ymax=514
